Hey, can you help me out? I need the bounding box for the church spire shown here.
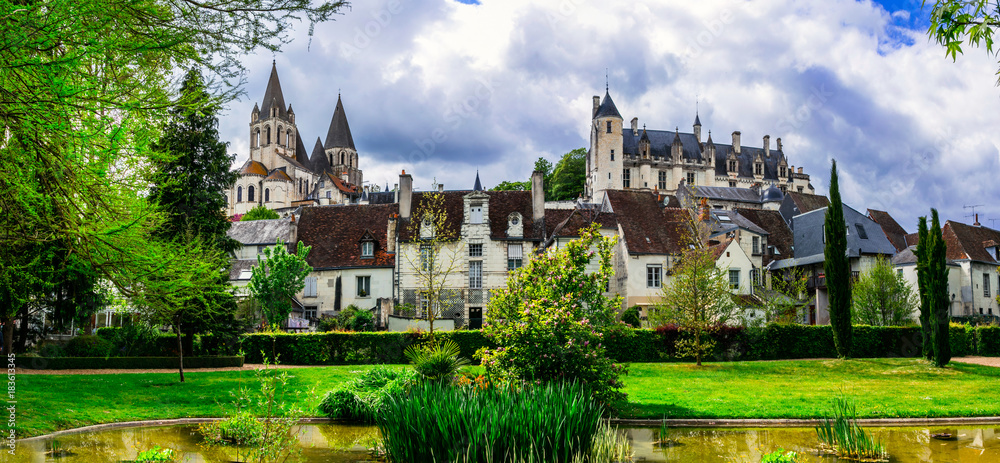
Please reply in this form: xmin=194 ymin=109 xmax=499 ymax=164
xmin=473 ymin=170 xmax=483 ymax=191
xmin=259 ymin=61 xmax=287 ymax=120
xmin=324 ymin=94 xmax=356 ymax=150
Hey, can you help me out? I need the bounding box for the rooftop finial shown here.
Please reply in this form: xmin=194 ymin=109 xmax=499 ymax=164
xmin=605 ymin=68 xmax=608 ymax=92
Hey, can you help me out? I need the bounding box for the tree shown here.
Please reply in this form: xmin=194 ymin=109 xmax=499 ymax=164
xmin=650 ymin=247 xmax=738 ymax=366
xmin=480 ymin=224 xmax=628 ymax=406
xmin=549 ymin=148 xmax=587 ymax=201
xmin=248 ymin=240 xmax=312 ymax=327
xmin=489 ymin=180 xmax=529 ymax=191
xmin=928 ymin=209 xmax=951 ymax=367
xmin=403 ymin=193 xmax=463 ymax=334
xmin=916 ymin=217 xmax=934 ymax=359
xmin=852 ymin=257 xmax=918 ymax=326
xmin=490 ymin=157 xmax=553 ymax=193
xmin=241 ymin=205 xmax=281 ymax=221
xmin=759 ymin=268 xmax=811 ymax=324
xmin=824 ymin=160 xmax=852 ymax=358
xmin=925 ymin=0 xmax=1000 ymax=85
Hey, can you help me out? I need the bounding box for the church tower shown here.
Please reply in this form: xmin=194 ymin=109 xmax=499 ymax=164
xmin=320 ymin=95 xmax=363 ymax=186
xmin=587 ymin=90 xmax=624 ymax=201
xmin=250 ymin=62 xmax=298 ymax=167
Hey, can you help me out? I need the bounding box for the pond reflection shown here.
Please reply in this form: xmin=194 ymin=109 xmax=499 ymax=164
xmin=10 ymin=423 xmax=1000 ymax=462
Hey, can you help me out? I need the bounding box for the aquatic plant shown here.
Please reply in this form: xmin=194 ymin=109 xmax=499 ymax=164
xmin=814 ymin=397 xmax=888 ymax=461
xmin=759 ymin=448 xmax=798 ymax=463
xmin=135 ymin=445 xmax=175 ymax=462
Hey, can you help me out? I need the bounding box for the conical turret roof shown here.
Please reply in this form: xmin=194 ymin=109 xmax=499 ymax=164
xmin=259 ymin=62 xmax=288 ymax=120
xmin=324 ymin=95 xmax=356 ymax=150
xmin=294 ymin=131 xmax=310 ymax=166
xmin=594 ymin=90 xmax=622 ymax=119
xmin=473 ymin=171 xmax=483 ymax=191
xmin=308 ymin=137 xmax=329 ymax=172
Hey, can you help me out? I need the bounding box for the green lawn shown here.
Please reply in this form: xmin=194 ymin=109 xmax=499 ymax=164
xmin=19 ymin=358 xmax=1000 ymax=438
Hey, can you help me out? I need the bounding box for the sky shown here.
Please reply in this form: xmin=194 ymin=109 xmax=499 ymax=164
xmin=217 ymin=0 xmax=1000 ymax=232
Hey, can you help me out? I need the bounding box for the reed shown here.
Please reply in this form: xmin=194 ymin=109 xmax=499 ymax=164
xmin=814 ymin=397 xmax=887 ymax=461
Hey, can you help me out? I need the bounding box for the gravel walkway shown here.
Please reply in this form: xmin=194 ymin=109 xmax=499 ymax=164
xmin=951 ymin=356 xmax=1000 ymax=368
xmin=14 ymin=364 xmax=313 ymax=375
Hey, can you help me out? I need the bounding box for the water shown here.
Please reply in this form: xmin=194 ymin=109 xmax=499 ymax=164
xmin=8 ymin=424 xmax=1000 ymax=462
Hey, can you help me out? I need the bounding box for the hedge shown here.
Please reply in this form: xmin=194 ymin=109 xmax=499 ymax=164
xmin=975 ymin=326 xmax=1000 ymax=356
xmin=16 ymin=356 xmax=244 ymax=370
xmin=241 ymin=331 xmax=490 ymax=365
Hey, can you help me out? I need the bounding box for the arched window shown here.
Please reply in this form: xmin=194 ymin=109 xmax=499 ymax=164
xmin=340 ymin=152 xmax=345 ymax=165
xmin=264 ymin=188 xmax=270 ymax=202
xmin=237 ymin=186 xmax=243 ymax=202
xmin=224 ymin=194 xmax=229 ymax=205
xmin=277 ymin=127 xmax=283 ymax=146
xmin=265 ymin=127 xmax=271 ymax=145
xmin=298 ymin=179 xmax=302 ymax=194
xmin=286 ymin=131 xmax=293 ymax=148
xmin=248 ymin=186 xmax=255 ymax=202
xmin=328 ymin=153 xmax=333 ymax=166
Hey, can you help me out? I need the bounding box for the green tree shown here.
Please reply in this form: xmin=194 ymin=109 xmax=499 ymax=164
xmin=549 ymin=148 xmax=586 ymax=201
xmin=480 ymin=224 xmax=628 ymax=406
xmin=758 ymin=268 xmax=811 ymax=324
xmin=490 ymin=157 xmax=554 ymax=193
xmin=927 ymin=209 xmax=951 ymax=367
xmin=852 ymin=257 xmax=918 ymax=326
xmin=241 ymin=205 xmax=281 ymax=221
xmin=916 ymin=217 xmax=934 ymax=359
xmin=403 ymin=193 xmax=463 ymax=334
xmin=248 ymin=240 xmax=312 ymax=327
xmin=925 ymin=0 xmax=1000 ymax=85
xmin=824 ymin=160 xmax=852 ymax=358
xmin=489 ymin=181 xmax=529 ymax=191
xmin=650 ymin=247 xmax=738 ymax=366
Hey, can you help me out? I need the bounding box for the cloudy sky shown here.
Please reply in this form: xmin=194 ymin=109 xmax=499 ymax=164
xmin=218 ymin=0 xmax=1000 ymax=232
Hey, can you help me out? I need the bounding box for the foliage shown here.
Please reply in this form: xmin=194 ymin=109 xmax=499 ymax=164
xmin=98 ymin=324 xmax=164 ymax=357
xmin=480 ymin=224 xmax=628 ymax=406
xmin=63 ymin=336 xmax=114 ymax=358
xmin=491 ymin=157 xmax=554 ymax=196
xmin=549 ymin=148 xmax=587 ymax=201
xmin=760 ymin=269 xmax=811 ymax=324
xmin=136 ymin=446 xmax=175 ymax=462
xmin=650 ymin=247 xmax=738 ymax=365
xmin=17 ymin=356 xmax=243 ymax=370
xmin=814 ymin=397 xmax=888 ymax=461
xmin=916 ymin=217 xmax=934 ymax=360
xmin=317 ymin=305 xmax=375 ymax=332
xmin=38 ymin=343 xmax=65 ymax=358
xmin=824 ymin=160 xmax=853 ymax=358
xmin=925 ymin=0 xmax=1000 ymax=85
xmin=622 ymin=305 xmax=642 ymax=328
xmin=851 ymin=257 xmax=918 ymax=326
xmin=318 ymin=365 xmax=416 ymax=423
xmin=404 ymin=338 xmax=471 ymax=382
xmin=976 ymin=326 xmax=1000 ymax=355
xmin=248 ymin=239 xmax=312 ymax=326
xmin=491 ymin=180 xmax=530 ymax=191
xmin=377 ymin=381 xmax=605 ymax=463
xmin=927 ymin=209 xmax=952 ymax=367
xmin=760 ymin=449 xmax=799 ymax=463
xmin=241 ymin=205 xmax=281 ymax=222
xmin=403 ymin=192 xmax=462 ymax=333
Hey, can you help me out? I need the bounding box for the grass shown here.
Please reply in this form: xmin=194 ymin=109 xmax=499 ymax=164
xmin=18 ymin=358 xmax=1000 ymax=438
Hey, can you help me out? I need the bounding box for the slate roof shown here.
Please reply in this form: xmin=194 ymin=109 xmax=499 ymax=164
xmin=294 ymin=130 xmax=311 ymax=167
xmin=594 ymin=91 xmax=622 ymax=119
xmin=733 ymin=208 xmax=794 ymax=263
xmin=398 ymin=191 xmax=545 ymax=242
xmin=789 ymin=205 xmax=897 ymax=260
xmin=227 ymin=219 xmax=293 ymax=245
xmin=239 ymin=160 xmax=269 ymax=176
xmin=867 ymin=209 xmax=909 ymax=252
xmin=297 ymin=204 xmax=397 ymax=269
xmin=308 ymin=137 xmax=329 ymax=173
xmin=689 ymin=185 xmax=763 ymax=204
xmin=276 ymin=153 xmax=310 ymax=172
xmin=605 ymin=190 xmax=691 ymax=255
xmin=229 ymin=259 xmax=258 ymax=280
xmin=259 ymin=62 xmax=287 ymax=120
xmin=621 ymin=128 xmax=789 ymax=181
xmin=324 ymin=95 xmax=356 ymax=150
xmin=369 ymin=191 xmax=396 ymax=205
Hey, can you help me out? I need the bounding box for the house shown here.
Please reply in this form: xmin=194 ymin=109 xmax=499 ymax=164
xmin=778 ymin=191 xmax=830 ymax=228
xmin=891 ymin=246 xmax=964 ymax=317
xmin=868 ymin=209 xmax=910 ymax=253
xmin=227 ymin=217 xmax=296 ymax=295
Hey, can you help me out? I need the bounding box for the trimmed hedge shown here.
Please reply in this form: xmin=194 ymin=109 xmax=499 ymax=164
xmin=241 ymin=330 xmax=490 ymax=365
xmin=16 ymin=356 xmax=244 ymax=370
xmin=975 ymin=326 xmax=1000 ymax=356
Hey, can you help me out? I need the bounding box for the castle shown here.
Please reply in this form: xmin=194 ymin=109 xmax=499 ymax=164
xmin=227 ymin=62 xmax=365 ymax=217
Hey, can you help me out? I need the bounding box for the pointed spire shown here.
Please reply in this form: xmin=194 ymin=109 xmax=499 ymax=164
xmin=308 ymin=137 xmax=328 ymax=172
xmin=252 ymin=102 xmax=259 ymax=114
xmin=594 ymin=89 xmax=622 ymax=119
xmin=673 ymin=127 xmax=681 ymax=144
xmin=324 ymin=94 xmax=356 ymax=150
xmin=259 ymin=61 xmax=287 ymax=120
xmin=294 ymin=131 xmax=310 ymax=166
xmin=287 ymin=104 xmax=294 ymax=114
xmin=385 ymin=182 xmax=390 ymax=192
xmin=706 ymin=130 xmax=714 ymax=144
xmin=694 ymin=99 xmax=701 ymax=126
xmin=640 ymin=124 xmax=650 ymax=142
xmin=473 ymin=170 xmax=483 ymax=191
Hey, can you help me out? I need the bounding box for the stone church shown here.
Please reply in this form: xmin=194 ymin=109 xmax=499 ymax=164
xmin=586 ymin=89 xmax=815 ymax=203
xmin=227 ymin=63 xmax=365 ymax=217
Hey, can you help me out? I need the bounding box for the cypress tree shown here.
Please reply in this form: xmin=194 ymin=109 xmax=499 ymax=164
xmin=929 ymin=210 xmax=951 ymax=367
xmin=824 ymin=160 xmax=852 ymax=358
xmin=915 ymin=217 xmax=933 ymax=360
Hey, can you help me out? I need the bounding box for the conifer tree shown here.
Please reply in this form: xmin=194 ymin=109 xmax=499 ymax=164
xmin=824 ymin=160 xmax=852 ymax=358
xmin=915 ymin=216 xmax=933 ymax=360
xmin=929 ymin=210 xmax=951 ymax=366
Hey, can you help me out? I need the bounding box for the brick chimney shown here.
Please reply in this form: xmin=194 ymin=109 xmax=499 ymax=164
xmin=399 ymin=171 xmax=413 ymax=220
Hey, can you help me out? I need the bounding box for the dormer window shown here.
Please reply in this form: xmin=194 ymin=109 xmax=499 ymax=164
xmin=729 ymin=160 xmax=737 ymax=172
xmin=361 ymin=241 xmax=374 ymax=258
xmin=754 ymin=163 xmax=763 ymax=175
xmin=780 ymin=166 xmax=786 ymax=178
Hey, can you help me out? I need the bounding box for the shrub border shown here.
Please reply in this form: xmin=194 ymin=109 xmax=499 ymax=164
xmin=16 ymin=356 xmax=244 ymax=370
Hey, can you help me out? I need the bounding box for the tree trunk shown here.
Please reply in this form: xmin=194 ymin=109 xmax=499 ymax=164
xmin=15 ymin=309 xmax=30 ymax=353
xmin=2 ymin=319 xmax=13 ymax=357
xmin=176 ymin=319 xmax=185 ymax=383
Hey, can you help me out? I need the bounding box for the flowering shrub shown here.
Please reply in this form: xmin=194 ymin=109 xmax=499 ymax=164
xmin=479 ymin=224 xmax=628 ymax=407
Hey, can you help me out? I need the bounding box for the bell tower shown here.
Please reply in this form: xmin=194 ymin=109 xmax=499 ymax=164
xmin=588 ymin=89 xmax=623 ymax=201
xmin=250 ymin=61 xmax=298 ymax=167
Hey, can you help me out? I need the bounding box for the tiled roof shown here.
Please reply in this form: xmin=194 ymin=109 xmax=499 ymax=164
xmin=733 ymin=208 xmax=794 ymax=264
xmin=227 ymin=218 xmax=293 ymax=245
xmin=324 ymin=171 xmax=359 ymax=194
xmin=708 ymin=238 xmax=732 ymax=261
xmin=264 ymin=169 xmax=293 ymax=182
xmin=398 ymin=191 xmax=544 ymax=242
xmin=867 ymin=209 xmax=909 ymax=252
xmin=545 ymin=208 xmax=617 ymax=238
xmin=239 ymin=160 xmax=269 ymax=176
xmin=605 ymin=190 xmax=691 ymax=255
xmin=942 ymin=221 xmax=1000 ymax=263
xmin=297 ymin=204 xmax=397 ymax=269
xmin=786 ymin=192 xmax=829 ymax=214
xmin=229 ymin=259 xmax=258 ymax=280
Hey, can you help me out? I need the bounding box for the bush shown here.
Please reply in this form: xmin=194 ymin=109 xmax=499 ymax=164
xmin=199 ymin=412 xmax=264 ymax=445
xmin=622 ymin=305 xmax=642 ymax=328
xmin=37 ymin=343 xmax=65 ymax=358
xmin=64 ymin=335 xmax=113 ymax=357
xmin=318 ymin=365 xmax=417 ymax=422
xmin=976 ymin=326 xmax=1000 ymax=355
xmin=949 ymin=323 xmax=973 ymax=357
xmin=404 ymin=339 xmax=470 ymax=382
xmin=15 ymin=356 xmax=243 ymax=370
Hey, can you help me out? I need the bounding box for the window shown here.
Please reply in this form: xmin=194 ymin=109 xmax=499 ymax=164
xmin=469 ymin=243 xmax=483 ymax=257
xmin=606 ymin=120 xmax=612 ymax=133
xmin=729 ymin=269 xmax=740 ymax=289
xmin=750 ymin=269 xmax=760 ymax=287
xmin=658 ymin=171 xmax=667 ymax=190
xmin=985 ymin=273 xmax=991 ymax=298
xmin=470 ymin=205 xmax=483 ymax=224
xmin=508 ymin=243 xmax=523 ymax=271
xmin=248 ymin=185 xmax=255 ymax=202
xmin=264 ymin=188 xmax=270 ymax=202
xmin=898 ymin=269 xmax=904 ymax=278
xmin=266 ymin=127 xmax=271 ymax=145
xmin=622 ymin=169 xmax=631 ymax=188
xmin=257 ymin=245 xmax=267 ymax=255
xmin=298 ymin=179 xmax=302 ymax=194
xmin=420 ymin=245 xmax=433 ymax=271
xmin=729 ymin=160 xmax=737 ymax=172
xmin=357 ymin=276 xmax=370 ymax=297
xmin=754 ymin=163 xmax=762 ymax=175
xmin=469 ymin=261 xmax=482 ymax=289
xmin=647 ymin=265 xmax=661 ymax=288
xmin=855 ymin=224 xmax=869 ymax=239
xmin=611 ymin=149 xmax=615 ymax=161
xmin=304 ymin=306 xmax=317 ymax=320
xmin=797 ymin=186 xmax=804 ymax=193
xmin=237 ymin=186 xmax=243 ymax=202
xmin=780 ymin=167 xmax=786 ymax=177
xmin=752 ymin=236 xmax=760 ymax=255
xmin=687 ymin=172 xmax=695 ymax=185
xmin=326 ymin=191 xmax=331 ymax=199
xmin=729 ymin=181 xmax=737 ymax=188
xmin=361 ymin=241 xmax=374 ymax=258
xmin=304 ymin=277 xmax=317 ymax=297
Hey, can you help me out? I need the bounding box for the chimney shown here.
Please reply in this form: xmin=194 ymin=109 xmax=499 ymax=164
xmin=438 ymin=183 xmax=444 ymax=193
xmin=776 ymin=137 xmax=782 ymax=151
xmin=399 ymin=171 xmax=413 ymax=220
xmin=531 ymin=170 xmax=545 ymax=222
xmin=593 ymin=96 xmax=600 ymax=118
xmin=699 ymin=198 xmax=710 ymax=222
xmin=975 ymin=213 xmax=981 ymax=227
xmin=797 ymin=167 xmax=803 ymax=174
xmin=763 ymin=135 xmax=770 ymax=158
xmin=288 ymin=214 xmax=297 ymax=247
xmin=386 ymin=216 xmax=397 ymax=253
xmin=732 ymin=131 xmax=741 ymax=154
xmin=631 ymin=117 xmax=638 ymax=135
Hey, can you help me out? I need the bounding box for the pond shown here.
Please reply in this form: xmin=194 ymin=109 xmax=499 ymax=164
xmin=9 ymin=423 xmax=1000 ymax=462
